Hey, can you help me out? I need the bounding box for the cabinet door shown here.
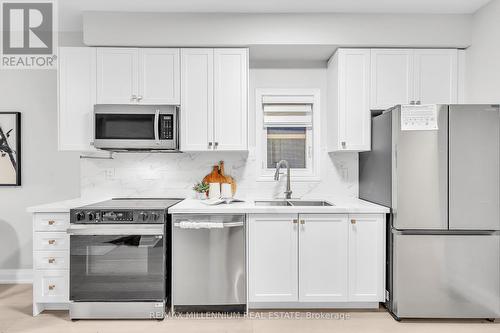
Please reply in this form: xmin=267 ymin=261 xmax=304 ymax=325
xmin=96 ymin=48 xmax=138 ymax=104
xmin=58 ymin=47 xmax=96 ymax=151
xmin=139 ymin=48 xmax=180 ymax=104
xmin=370 ymin=49 xmax=413 ymax=109
xmin=337 ymin=49 xmax=371 ymax=151
xmin=348 ymin=214 xmax=385 ymax=302
xmin=298 ymin=214 xmax=348 ymax=302
xmin=248 ymin=214 xmax=298 ymax=303
xmin=213 ymin=48 xmax=248 ymax=150
xmin=180 ymin=49 xmax=214 ymax=151
xmin=413 ymin=49 xmax=458 ymax=104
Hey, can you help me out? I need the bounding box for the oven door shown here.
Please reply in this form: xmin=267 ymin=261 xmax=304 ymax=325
xmin=68 ymin=224 xmax=165 ymax=302
xmin=93 ymin=105 xmax=178 ymax=150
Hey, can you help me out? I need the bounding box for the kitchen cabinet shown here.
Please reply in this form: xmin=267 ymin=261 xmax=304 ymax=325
xmin=370 ymin=49 xmax=458 ymax=109
xmin=348 ymin=214 xmax=385 ymax=301
xmin=299 ymin=214 xmax=349 ymax=302
xmin=370 ymin=49 xmax=413 ymax=110
xmin=180 ymin=48 xmax=248 ymax=151
xmin=248 ymin=213 xmax=385 ymax=306
xmin=248 ymin=214 xmax=298 ymax=302
xmin=58 ymin=47 xmax=96 ymax=151
xmin=327 ymin=49 xmax=371 ymax=152
xmin=32 ymin=212 xmax=70 ymax=315
xmin=413 ymin=49 xmax=458 ymax=104
xmin=96 ymin=48 xmax=180 ymax=105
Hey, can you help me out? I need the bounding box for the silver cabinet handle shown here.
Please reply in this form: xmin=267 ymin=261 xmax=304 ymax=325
xmin=409 ymin=100 xmax=415 ymax=105
xmin=208 ymin=142 xmax=213 ymax=149
xmin=300 ymin=219 xmax=305 ymax=225
xmin=416 ymin=100 xmax=421 ymax=105
xmin=341 ymin=141 xmax=346 ymax=149
xmin=131 ymin=94 xmax=137 ymax=101
xmin=137 ymin=95 xmax=143 ymax=102
xmin=293 ymin=219 xmax=298 ymax=224
xmin=214 ymin=142 xmax=219 ymax=149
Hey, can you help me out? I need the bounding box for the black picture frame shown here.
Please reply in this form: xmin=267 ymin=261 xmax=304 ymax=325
xmin=0 ymin=112 xmax=21 ymax=186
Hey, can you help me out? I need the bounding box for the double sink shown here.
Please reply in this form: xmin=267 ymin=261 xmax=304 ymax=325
xmin=255 ymin=200 xmax=334 ymax=207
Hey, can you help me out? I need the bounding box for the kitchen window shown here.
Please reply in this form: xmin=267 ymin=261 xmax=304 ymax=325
xmin=256 ymin=89 xmax=320 ymax=181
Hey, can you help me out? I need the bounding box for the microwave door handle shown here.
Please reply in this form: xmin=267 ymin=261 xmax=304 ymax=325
xmin=154 ymin=109 xmax=160 ymax=144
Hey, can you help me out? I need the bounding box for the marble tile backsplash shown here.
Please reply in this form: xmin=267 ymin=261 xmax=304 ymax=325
xmin=80 ymin=148 xmax=359 ymax=200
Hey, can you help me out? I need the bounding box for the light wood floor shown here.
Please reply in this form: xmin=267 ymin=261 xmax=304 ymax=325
xmin=0 ymin=284 xmax=498 ymax=333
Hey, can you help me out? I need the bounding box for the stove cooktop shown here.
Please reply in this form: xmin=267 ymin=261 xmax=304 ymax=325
xmin=79 ymin=198 xmax=184 ymax=210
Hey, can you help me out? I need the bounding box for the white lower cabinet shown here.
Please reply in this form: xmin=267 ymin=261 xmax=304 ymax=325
xmin=248 ymin=213 xmax=385 ymax=306
xmin=299 ymin=214 xmax=349 ymax=302
xmin=348 ymin=214 xmax=385 ymax=302
xmin=248 ymin=214 xmax=298 ymax=302
xmin=32 ymin=212 xmax=70 ymax=315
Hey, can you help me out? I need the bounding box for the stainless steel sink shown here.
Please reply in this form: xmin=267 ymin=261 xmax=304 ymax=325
xmin=254 ymin=200 xmax=333 ymax=207
xmin=288 ymin=200 xmax=334 ymax=207
xmin=254 ymin=200 xmax=292 ymax=206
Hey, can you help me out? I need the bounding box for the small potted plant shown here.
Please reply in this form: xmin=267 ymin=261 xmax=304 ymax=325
xmin=192 ymin=181 xmax=209 ymax=200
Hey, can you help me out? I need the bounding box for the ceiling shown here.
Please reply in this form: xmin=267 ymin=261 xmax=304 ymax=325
xmin=59 ymin=0 xmax=491 ymax=31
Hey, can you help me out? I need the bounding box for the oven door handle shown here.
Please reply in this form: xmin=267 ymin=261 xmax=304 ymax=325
xmin=67 ymin=225 xmax=164 ymax=236
xmin=154 ymin=108 xmax=160 ymax=144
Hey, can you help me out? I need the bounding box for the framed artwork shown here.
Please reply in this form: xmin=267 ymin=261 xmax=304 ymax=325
xmin=0 ymin=112 xmax=21 ymax=186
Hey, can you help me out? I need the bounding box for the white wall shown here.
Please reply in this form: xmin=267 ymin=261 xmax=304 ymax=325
xmin=466 ymin=0 xmax=500 ymax=102
xmin=83 ymin=12 xmax=472 ymax=48
xmin=0 ymin=71 xmax=80 ymax=271
xmin=81 ymin=68 xmax=358 ymax=200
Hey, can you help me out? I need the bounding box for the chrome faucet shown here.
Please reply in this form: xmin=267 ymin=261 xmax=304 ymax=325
xmin=274 ymin=160 xmax=292 ymax=199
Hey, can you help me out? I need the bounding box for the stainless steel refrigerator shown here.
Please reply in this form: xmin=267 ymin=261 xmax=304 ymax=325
xmin=359 ymin=104 xmax=500 ymax=320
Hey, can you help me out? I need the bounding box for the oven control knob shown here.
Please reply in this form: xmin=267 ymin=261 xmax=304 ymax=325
xmin=75 ymin=212 xmax=85 ymax=221
xmin=139 ymin=212 xmax=149 ymax=221
xmin=88 ymin=212 xmax=96 ymax=221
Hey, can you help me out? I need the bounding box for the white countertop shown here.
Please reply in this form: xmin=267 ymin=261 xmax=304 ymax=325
xmin=26 ymin=197 xmax=107 ymax=213
xmin=168 ymin=198 xmax=390 ymax=214
xmin=27 ymin=197 xmax=389 ymax=214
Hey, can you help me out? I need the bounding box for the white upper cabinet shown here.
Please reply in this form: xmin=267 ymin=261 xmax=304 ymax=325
xmin=180 ymin=48 xmax=214 ymax=151
xmin=248 ymin=214 xmax=299 ymax=303
xmin=348 ymin=214 xmax=385 ymax=302
xmin=327 ymin=48 xmax=371 ymax=152
xmin=58 ymin=47 xmax=97 ymax=151
xmin=413 ymin=49 xmax=458 ymax=104
xmin=96 ymin=48 xmax=138 ymax=104
xmin=213 ymin=49 xmax=248 ymax=151
xmin=298 ymin=214 xmax=349 ymax=302
xmin=139 ymin=48 xmax=180 ymax=104
xmin=370 ymin=48 xmax=458 ymax=108
xmin=96 ymin=48 xmax=180 ymax=105
xmin=370 ymin=49 xmax=413 ymax=110
xmin=181 ymin=48 xmax=248 ymax=151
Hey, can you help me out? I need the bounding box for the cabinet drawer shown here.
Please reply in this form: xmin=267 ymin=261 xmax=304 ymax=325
xmin=34 ymin=213 xmax=70 ymax=232
xmin=34 ymin=251 xmax=69 ymax=270
xmin=34 ymin=270 xmax=69 ymax=303
xmin=34 ymin=232 xmax=69 ymax=251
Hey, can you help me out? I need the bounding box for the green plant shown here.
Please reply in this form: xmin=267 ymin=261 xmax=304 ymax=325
xmin=192 ymin=181 xmax=209 ymax=193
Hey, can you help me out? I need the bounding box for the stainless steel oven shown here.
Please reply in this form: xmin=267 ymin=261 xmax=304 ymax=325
xmin=68 ymin=198 xmax=182 ymax=319
xmin=93 ymin=105 xmax=178 ymax=151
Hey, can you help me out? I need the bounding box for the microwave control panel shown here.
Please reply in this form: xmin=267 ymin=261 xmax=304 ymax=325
xmin=160 ymin=115 xmax=174 ymax=140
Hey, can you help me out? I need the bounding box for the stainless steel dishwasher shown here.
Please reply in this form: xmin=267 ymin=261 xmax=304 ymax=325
xmin=171 ymin=214 xmax=246 ymax=313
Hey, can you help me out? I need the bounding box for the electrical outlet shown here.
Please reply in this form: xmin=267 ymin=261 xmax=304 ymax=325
xmin=104 ymin=168 xmax=115 ymax=180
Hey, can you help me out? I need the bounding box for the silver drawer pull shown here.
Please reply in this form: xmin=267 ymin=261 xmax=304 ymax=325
xmin=48 ymin=258 xmax=56 ymax=264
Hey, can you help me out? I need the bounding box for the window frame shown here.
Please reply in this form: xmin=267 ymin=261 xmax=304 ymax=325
xmin=256 ymin=88 xmax=321 ymax=182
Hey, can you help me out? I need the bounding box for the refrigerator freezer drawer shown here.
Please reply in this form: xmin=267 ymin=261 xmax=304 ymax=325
xmin=392 ymin=233 xmax=500 ymax=318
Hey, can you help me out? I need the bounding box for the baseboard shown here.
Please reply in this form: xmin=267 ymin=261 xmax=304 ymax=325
xmin=0 ymin=269 xmax=33 ymax=284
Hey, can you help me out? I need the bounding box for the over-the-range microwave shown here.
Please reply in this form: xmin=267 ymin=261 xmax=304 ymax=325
xmin=93 ymin=105 xmax=179 ymax=151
